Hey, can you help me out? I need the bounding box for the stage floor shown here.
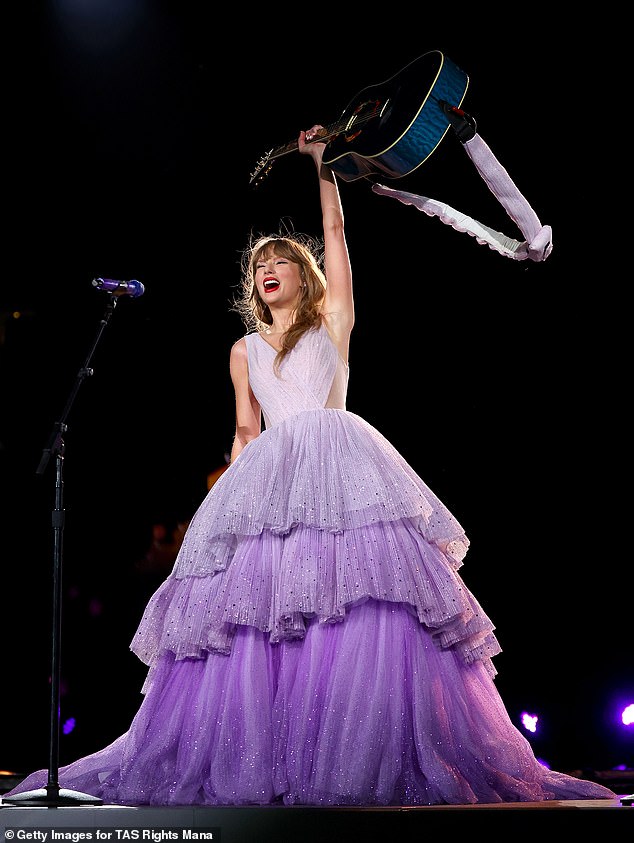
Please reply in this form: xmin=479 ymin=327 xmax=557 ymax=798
xmin=1 ymin=796 xmax=631 ymax=840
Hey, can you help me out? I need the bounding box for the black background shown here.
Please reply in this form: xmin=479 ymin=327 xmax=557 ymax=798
xmin=1 ymin=2 xmax=630 ymax=779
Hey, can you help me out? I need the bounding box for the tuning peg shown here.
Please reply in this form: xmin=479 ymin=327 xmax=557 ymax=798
xmin=250 ymin=156 xmax=274 ymax=186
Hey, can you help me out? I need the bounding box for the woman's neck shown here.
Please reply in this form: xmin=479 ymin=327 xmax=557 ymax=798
xmin=265 ymin=307 xmax=295 ymax=335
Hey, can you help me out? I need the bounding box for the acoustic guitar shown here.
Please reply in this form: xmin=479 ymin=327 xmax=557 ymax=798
xmin=250 ymin=50 xmax=469 ymax=185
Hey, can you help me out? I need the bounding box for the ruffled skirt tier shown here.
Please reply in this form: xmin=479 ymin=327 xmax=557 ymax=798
xmin=131 ymin=408 xmax=499 ymax=682
xmin=8 ymin=601 xmax=615 ymax=805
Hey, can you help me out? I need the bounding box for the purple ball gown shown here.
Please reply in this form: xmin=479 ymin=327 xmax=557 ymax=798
xmin=4 ymin=323 xmax=616 ymax=805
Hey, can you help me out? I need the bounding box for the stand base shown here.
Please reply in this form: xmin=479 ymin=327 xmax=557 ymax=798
xmin=3 ymin=786 xmax=103 ymax=807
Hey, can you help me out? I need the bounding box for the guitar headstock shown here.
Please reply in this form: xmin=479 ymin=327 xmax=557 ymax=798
xmin=249 ymin=150 xmax=274 ymax=186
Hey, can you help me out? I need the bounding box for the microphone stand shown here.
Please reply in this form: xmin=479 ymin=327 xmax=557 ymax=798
xmin=4 ymin=292 xmax=124 ymax=807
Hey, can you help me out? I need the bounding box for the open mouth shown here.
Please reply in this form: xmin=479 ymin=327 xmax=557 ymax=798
xmin=263 ymin=279 xmax=280 ymax=293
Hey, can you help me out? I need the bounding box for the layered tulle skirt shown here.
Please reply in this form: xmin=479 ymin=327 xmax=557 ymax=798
xmin=4 ymin=409 xmax=616 ymax=805
xmin=131 ymin=408 xmax=500 ymax=687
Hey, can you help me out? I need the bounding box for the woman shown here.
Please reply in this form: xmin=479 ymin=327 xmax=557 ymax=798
xmin=3 ymin=128 xmax=617 ymax=806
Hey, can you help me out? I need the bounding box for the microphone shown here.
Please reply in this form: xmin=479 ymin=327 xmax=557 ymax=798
xmin=92 ymin=277 xmax=145 ymax=298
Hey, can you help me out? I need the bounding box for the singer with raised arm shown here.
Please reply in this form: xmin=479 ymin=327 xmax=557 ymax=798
xmin=2 ymin=126 xmax=617 ymax=808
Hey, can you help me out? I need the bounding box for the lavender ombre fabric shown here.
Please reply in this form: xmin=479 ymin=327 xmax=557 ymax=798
xmin=5 ymin=605 xmax=616 ymax=805
xmin=3 ymin=324 xmax=616 ymax=806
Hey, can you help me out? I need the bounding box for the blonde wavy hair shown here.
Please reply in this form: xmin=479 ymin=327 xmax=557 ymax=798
xmin=233 ymin=233 xmax=327 ymax=370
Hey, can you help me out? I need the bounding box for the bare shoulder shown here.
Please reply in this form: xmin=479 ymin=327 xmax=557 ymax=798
xmin=229 ymin=336 xmax=249 ymax=380
xmin=230 ymin=336 xmax=248 ymax=360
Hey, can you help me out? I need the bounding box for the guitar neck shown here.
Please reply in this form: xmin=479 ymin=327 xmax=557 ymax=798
xmin=249 ymin=118 xmax=353 ymax=184
xmin=266 ymin=118 xmax=347 ymax=162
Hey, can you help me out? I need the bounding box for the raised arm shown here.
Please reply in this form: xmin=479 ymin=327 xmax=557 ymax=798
xmin=299 ymin=128 xmax=354 ymax=361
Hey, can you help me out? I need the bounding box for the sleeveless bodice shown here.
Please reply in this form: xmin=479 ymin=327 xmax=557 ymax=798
xmin=245 ymin=323 xmax=349 ymax=429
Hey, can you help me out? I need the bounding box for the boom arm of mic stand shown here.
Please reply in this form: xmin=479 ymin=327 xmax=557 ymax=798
xmin=36 ymin=295 xmax=117 ymax=477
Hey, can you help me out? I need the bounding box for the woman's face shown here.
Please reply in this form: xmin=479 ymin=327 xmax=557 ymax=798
xmin=254 ymin=251 xmax=302 ymax=309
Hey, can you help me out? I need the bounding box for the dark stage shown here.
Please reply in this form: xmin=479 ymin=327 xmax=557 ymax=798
xmin=1 ymin=797 xmax=632 ymax=841
xmin=1 ymin=0 xmax=631 ymax=814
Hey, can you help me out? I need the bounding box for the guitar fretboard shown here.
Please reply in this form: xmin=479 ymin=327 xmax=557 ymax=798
xmin=250 ymin=101 xmax=384 ymax=183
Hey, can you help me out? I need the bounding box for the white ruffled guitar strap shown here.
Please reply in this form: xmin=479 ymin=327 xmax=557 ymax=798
xmin=371 ymin=104 xmax=553 ymax=263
